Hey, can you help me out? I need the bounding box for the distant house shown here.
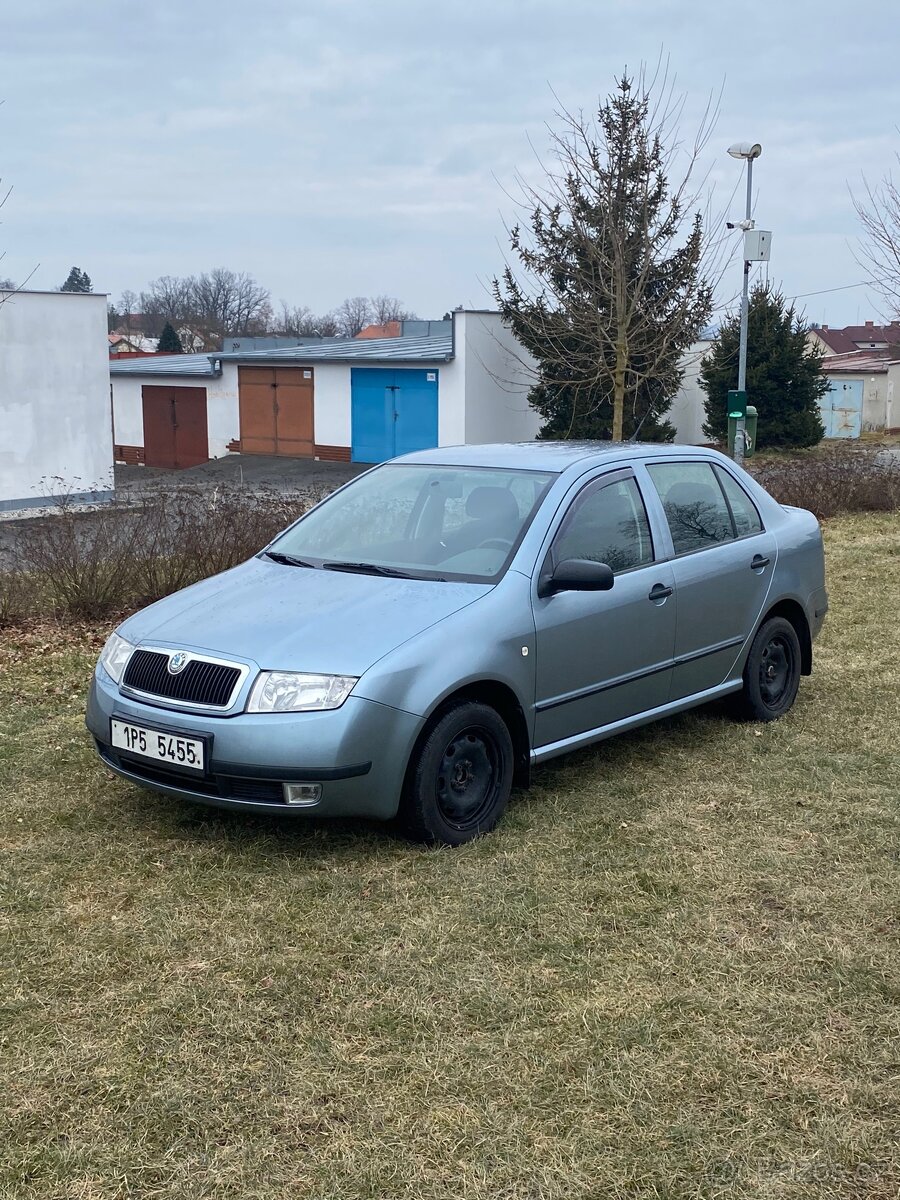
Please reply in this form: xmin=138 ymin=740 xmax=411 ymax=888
xmin=816 ymin=351 xmax=900 ymax=437
xmin=109 ymin=332 xmax=158 ymax=354
xmin=808 ymin=320 xmax=900 ymax=356
xmin=805 ymin=321 xmax=900 ymax=436
xmin=112 ymin=315 xmax=204 ymax=353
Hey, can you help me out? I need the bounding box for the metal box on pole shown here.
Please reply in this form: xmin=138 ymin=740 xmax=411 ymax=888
xmin=743 ymin=230 xmax=772 ymax=261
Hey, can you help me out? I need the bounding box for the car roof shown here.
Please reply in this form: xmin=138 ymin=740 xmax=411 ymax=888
xmin=396 ymin=441 xmax=721 ymax=472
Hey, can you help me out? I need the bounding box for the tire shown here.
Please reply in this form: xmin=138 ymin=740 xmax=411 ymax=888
xmin=400 ymin=701 xmax=514 ymax=845
xmin=733 ymin=616 xmax=802 ymax=723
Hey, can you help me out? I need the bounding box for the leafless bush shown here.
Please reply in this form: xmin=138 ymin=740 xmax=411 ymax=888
xmin=0 ymin=566 xmax=31 ymax=625
xmin=12 ymin=485 xmax=324 ymax=620
xmin=750 ymin=449 xmax=900 ymax=520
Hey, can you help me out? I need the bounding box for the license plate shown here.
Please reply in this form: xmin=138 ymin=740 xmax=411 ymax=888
xmin=111 ymin=719 xmax=206 ymax=773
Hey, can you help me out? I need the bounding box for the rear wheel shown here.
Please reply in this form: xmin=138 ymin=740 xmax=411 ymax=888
xmin=400 ymin=701 xmax=514 ymax=845
xmin=734 ymin=616 xmax=802 ymax=722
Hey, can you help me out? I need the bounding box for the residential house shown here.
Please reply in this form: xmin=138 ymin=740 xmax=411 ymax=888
xmin=808 ymin=320 xmax=900 ymax=357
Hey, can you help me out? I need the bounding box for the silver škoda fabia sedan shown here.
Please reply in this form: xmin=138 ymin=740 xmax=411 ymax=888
xmin=88 ymin=443 xmax=828 ymax=844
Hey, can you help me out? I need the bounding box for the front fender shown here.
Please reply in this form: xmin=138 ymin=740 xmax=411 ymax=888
xmin=352 ymin=572 xmax=537 ymax=730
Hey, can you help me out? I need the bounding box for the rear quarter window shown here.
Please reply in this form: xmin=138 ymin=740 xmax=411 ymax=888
xmin=714 ymin=467 xmax=764 ymax=537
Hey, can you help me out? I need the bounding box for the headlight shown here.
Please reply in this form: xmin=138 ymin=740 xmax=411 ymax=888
xmin=97 ymin=632 xmax=134 ymax=684
xmin=246 ymin=671 xmax=358 ymax=713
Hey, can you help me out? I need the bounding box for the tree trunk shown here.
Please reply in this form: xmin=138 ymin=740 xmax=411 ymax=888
xmin=613 ymin=334 xmax=627 ymax=441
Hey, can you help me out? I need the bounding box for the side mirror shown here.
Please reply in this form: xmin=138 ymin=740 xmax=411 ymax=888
xmin=540 ymin=557 xmax=615 ymax=597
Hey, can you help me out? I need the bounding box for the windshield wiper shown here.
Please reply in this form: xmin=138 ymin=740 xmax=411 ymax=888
xmin=262 ymin=550 xmax=316 ymax=568
xmin=322 ymin=560 xmax=415 ymax=579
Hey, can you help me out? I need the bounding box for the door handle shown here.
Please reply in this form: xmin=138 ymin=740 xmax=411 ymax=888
xmin=751 ymin=554 xmax=770 ymax=570
xmin=648 ymin=583 xmax=673 ymax=601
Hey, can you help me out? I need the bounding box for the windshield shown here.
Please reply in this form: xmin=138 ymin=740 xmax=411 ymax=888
xmin=267 ymin=463 xmax=557 ymax=582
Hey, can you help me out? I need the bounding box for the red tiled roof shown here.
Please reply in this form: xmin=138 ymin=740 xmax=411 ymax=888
xmin=812 ymin=328 xmax=857 ymax=353
xmin=356 ymin=321 xmax=402 ymax=340
xmin=813 ymin=322 xmax=900 ymax=354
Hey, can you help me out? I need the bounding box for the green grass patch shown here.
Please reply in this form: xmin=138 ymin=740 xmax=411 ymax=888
xmin=1 ymin=515 xmax=899 ymax=1198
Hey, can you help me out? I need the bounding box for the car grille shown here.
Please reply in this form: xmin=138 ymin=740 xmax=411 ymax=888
xmin=98 ymin=742 xmax=285 ymax=804
xmin=122 ymin=649 xmax=242 ymax=708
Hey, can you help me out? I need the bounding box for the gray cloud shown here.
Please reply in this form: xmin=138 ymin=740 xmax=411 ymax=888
xmin=2 ymin=0 xmax=897 ymax=322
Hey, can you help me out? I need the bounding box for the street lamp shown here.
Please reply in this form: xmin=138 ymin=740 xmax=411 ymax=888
xmin=727 ymin=141 xmax=763 ymax=464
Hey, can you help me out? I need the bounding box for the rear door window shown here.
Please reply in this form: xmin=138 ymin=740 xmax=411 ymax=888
xmin=646 ymin=462 xmax=734 ymax=556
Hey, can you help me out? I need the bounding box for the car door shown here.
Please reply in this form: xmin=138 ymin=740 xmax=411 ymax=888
xmin=532 ymin=469 xmax=677 ymax=751
xmin=642 ymin=460 xmax=777 ymax=701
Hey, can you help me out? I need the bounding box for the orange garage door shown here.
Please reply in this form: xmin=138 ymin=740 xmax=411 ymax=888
xmin=238 ymin=366 xmax=314 ymax=456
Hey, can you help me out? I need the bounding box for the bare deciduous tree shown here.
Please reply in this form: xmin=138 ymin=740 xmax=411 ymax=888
xmin=139 ymin=275 xmax=196 ymax=334
xmin=275 ymin=302 xmax=339 ymax=337
xmin=853 ymin=157 xmax=900 ymax=317
xmin=137 ymin=270 xmax=272 ymax=348
xmin=369 ymin=295 xmax=417 ymax=325
xmin=493 ymin=68 xmax=728 ymax=441
xmin=335 ymin=295 xmax=372 ymax=338
xmin=192 ymin=268 xmax=272 ymax=348
xmin=313 ymin=311 xmax=339 ymax=338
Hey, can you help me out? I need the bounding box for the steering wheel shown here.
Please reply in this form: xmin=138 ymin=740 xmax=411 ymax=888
xmin=477 ymin=537 xmax=514 ymax=552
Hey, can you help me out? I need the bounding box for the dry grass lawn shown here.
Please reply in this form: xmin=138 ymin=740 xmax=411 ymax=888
xmin=1 ymin=513 xmax=898 ymax=1199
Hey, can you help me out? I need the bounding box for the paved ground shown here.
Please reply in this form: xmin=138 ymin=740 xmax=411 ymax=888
xmin=115 ymin=454 xmax=366 ymax=494
xmin=0 ymin=456 xmax=365 ymax=565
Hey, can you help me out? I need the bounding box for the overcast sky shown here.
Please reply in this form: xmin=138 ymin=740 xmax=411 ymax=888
xmin=3 ymin=0 xmax=897 ymax=326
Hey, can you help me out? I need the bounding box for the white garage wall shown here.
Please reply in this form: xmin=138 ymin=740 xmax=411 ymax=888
xmin=457 ymin=311 xmax=541 ymax=445
xmin=312 ymin=364 xmax=352 ymax=446
xmin=111 ymin=365 xmax=240 ymax=459
xmin=111 ymin=375 xmax=145 ymax=445
xmin=209 ymin=366 xmax=240 ymax=454
xmin=0 ymin=290 xmax=112 ymax=510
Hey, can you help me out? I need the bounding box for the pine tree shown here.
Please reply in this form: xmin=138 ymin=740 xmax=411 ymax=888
xmin=157 ymin=322 xmax=184 ymax=353
xmin=493 ymin=74 xmax=714 ymax=442
xmin=700 ymin=283 xmax=826 ymax=449
xmin=60 ymin=266 xmax=92 ymax=293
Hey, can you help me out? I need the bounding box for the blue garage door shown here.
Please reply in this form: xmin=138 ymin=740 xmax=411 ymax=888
xmin=820 ymin=378 xmax=863 ymax=438
xmin=351 ymin=368 xmax=439 ymax=463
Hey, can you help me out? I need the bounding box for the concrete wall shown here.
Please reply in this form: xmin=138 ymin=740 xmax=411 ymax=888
xmin=458 ymin=311 xmax=541 ymax=445
xmin=0 ymin=289 xmax=112 ymax=510
xmin=668 ymin=341 xmax=712 ymax=445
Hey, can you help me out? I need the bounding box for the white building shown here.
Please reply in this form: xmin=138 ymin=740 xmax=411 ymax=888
xmin=669 ymin=340 xmax=713 ymax=445
xmin=0 ymin=289 xmax=113 ymax=511
xmin=109 ymin=310 xmax=541 ymax=468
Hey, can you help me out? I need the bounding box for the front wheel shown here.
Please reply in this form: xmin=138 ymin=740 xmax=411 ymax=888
xmin=400 ymin=701 xmax=514 ymax=845
xmin=734 ymin=616 xmax=802 ymax=722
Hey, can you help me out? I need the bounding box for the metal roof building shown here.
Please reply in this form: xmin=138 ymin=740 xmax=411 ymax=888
xmin=109 ymin=311 xmax=540 ymax=469
xmin=108 ymin=333 xmax=456 ymax=381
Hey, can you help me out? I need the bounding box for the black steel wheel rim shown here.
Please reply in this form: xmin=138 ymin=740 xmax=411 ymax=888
xmin=759 ymin=635 xmax=793 ymax=708
xmin=435 ymin=725 xmax=502 ymax=831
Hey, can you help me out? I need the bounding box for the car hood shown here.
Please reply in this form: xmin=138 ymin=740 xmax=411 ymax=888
xmin=119 ymin=557 xmax=491 ymax=676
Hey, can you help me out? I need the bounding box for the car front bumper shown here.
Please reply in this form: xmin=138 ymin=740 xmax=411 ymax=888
xmin=86 ymin=669 xmax=424 ymax=820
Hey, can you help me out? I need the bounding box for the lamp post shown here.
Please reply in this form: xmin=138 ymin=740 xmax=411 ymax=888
xmin=727 ymin=141 xmax=763 ymax=464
